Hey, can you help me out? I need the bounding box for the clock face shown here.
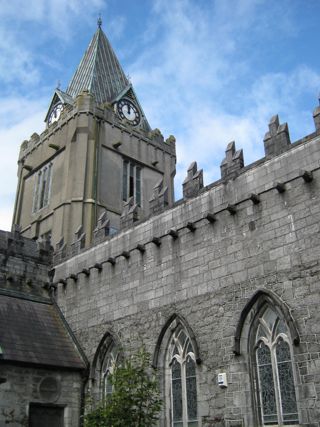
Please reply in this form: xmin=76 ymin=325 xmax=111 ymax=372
xmin=48 ymin=103 xmax=63 ymax=125
xmin=117 ymin=99 xmax=141 ymax=126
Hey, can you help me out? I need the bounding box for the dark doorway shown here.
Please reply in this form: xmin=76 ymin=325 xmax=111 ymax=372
xmin=29 ymin=403 xmax=64 ymax=427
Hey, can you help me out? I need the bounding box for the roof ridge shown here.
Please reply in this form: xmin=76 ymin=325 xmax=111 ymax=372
xmin=66 ymin=26 xmax=129 ymax=104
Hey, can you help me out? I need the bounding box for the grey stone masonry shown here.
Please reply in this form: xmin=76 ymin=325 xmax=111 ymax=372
xmin=120 ymin=197 xmax=141 ymax=230
xmin=313 ymin=105 xmax=320 ymax=131
xmin=149 ymin=178 xmax=168 ymax=215
xmin=0 ymin=365 xmax=82 ymax=427
xmin=70 ymin=225 xmax=86 ymax=257
xmin=263 ymin=114 xmax=291 ymax=157
xmin=0 ymin=227 xmax=51 ymax=298
xmin=53 ymin=237 xmax=67 ymax=265
xmin=93 ymin=211 xmax=110 ymax=245
xmin=220 ymin=141 xmax=244 ymax=180
xmin=53 ymin=128 xmax=320 ymax=426
xmin=182 ymin=161 xmax=203 ymax=198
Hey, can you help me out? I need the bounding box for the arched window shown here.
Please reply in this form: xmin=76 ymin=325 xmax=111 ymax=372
xmin=90 ymin=332 xmax=121 ymax=403
xmin=252 ymin=306 xmax=299 ymax=425
xmin=168 ymin=327 xmax=198 ymax=427
xmin=100 ymin=344 xmax=118 ymax=400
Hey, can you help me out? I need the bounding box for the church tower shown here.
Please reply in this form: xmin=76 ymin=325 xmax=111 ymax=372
xmin=12 ymin=19 xmax=176 ymax=251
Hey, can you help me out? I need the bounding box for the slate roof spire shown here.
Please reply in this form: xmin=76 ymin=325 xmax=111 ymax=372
xmin=66 ymin=20 xmax=130 ymax=104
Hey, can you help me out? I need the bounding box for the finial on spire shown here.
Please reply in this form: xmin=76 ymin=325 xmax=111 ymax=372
xmin=97 ymin=14 xmax=102 ymax=28
xmin=56 ymin=80 xmax=61 ymax=90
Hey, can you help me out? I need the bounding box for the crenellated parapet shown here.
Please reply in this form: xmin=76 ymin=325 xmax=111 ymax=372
xmin=263 ymin=114 xmax=291 ymax=157
xmin=149 ymin=179 xmax=169 ymax=215
xmin=183 ymin=161 xmax=204 ymax=199
xmin=120 ymin=197 xmax=141 ymax=230
xmin=0 ymin=225 xmax=52 ymax=297
xmin=93 ymin=211 xmax=110 ymax=245
xmin=49 ymin=103 xmax=320 ymax=263
xmin=313 ymin=105 xmax=320 ymax=131
xmin=220 ymin=141 xmax=244 ymax=181
xmin=70 ymin=225 xmax=86 ymax=256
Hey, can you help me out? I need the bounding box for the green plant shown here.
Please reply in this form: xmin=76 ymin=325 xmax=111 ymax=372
xmin=84 ymin=347 xmax=162 ymax=427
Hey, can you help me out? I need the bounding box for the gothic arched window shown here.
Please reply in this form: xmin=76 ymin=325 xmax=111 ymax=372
xmin=90 ymin=333 xmax=121 ymax=403
xmin=168 ymin=328 xmax=198 ymax=427
xmin=100 ymin=343 xmax=119 ymax=400
xmin=253 ymin=306 xmax=299 ymax=425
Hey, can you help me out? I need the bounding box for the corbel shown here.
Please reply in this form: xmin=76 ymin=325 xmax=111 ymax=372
xmin=227 ymin=204 xmax=237 ymax=215
xmin=249 ymin=193 xmax=260 ymax=205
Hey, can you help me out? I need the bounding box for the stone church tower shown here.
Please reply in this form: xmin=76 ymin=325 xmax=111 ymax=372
xmin=13 ymin=19 xmax=176 ymax=249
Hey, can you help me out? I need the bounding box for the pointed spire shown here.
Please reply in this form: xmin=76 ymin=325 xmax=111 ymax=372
xmin=66 ymin=22 xmax=129 ymax=104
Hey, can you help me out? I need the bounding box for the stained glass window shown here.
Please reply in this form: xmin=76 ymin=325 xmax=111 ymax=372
xmin=169 ymin=328 xmax=198 ymax=427
xmin=101 ymin=345 xmax=118 ymax=400
xmin=254 ymin=306 xmax=299 ymax=425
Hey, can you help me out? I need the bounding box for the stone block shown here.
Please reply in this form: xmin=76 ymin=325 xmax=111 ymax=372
xmin=220 ymin=141 xmax=244 ymax=180
xmin=263 ymin=114 xmax=291 ymax=157
xmin=183 ymin=161 xmax=203 ymax=198
xmin=93 ymin=211 xmax=110 ymax=245
xmin=149 ymin=178 xmax=168 ymax=215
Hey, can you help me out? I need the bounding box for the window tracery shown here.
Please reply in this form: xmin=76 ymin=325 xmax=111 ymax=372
xmin=100 ymin=343 xmax=118 ymax=400
xmin=168 ymin=327 xmax=198 ymax=427
xmin=253 ymin=306 xmax=299 ymax=425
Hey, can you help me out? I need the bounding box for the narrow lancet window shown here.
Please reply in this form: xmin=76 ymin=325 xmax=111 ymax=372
xmin=168 ymin=328 xmax=198 ymax=427
xmin=253 ymin=306 xmax=299 ymax=425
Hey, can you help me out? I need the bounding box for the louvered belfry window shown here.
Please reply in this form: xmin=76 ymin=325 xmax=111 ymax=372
xmin=122 ymin=160 xmax=141 ymax=206
xmin=33 ymin=163 xmax=52 ymax=212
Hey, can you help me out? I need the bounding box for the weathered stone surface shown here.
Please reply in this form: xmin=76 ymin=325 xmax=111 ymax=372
xmin=149 ymin=178 xmax=168 ymax=215
xmin=263 ymin=114 xmax=291 ymax=157
xmin=183 ymin=161 xmax=203 ymax=198
xmin=53 ymin=132 xmax=320 ymax=426
xmin=220 ymin=141 xmax=244 ymax=180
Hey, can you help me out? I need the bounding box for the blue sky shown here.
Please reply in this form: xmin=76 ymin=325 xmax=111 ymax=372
xmin=1 ymin=0 xmax=320 ymax=230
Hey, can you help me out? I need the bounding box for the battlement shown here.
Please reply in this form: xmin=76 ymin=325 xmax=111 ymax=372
xmin=0 ymin=226 xmax=52 ymax=299
xmin=51 ymin=106 xmax=320 ymax=263
xmin=18 ymin=91 xmax=175 ymax=162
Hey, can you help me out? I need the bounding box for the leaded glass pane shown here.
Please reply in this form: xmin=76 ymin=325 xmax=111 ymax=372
xmin=256 ymin=324 xmax=267 ymax=340
xmin=172 ymin=344 xmax=179 ymax=357
xmin=186 ymin=355 xmax=196 ymax=377
xmin=276 ymin=340 xmax=299 ymax=424
xmin=256 ymin=343 xmax=277 ymax=424
xmin=275 ymin=319 xmax=287 ymax=336
xmin=188 ymin=422 xmax=198 ymax=426
xmin=178 ymin=330 xmax=187 ymax=348
xmin=186 ymin=357 xmax=197 ymax=421
xmin=186 ymin=342 xmax=193 ymax=354
xmin=104 ymin=372 xmax=113 ymax=396
xmin=172 ymin=359 xmax=182 ymax=422
xmin=262 ymin=307 xmax=277 ymax=332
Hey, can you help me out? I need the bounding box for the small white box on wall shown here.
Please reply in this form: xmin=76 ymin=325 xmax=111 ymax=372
xmin=217 ymin=373 xmax=227 ymax=387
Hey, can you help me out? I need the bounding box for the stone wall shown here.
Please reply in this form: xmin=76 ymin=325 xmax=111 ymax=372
xmin=53 ymin=132 xmax=320 ymax=426
xmin=0 ymin=230 xmax=86 ymax=427
xmin=0 ymin=365 xmax=82 ymax=427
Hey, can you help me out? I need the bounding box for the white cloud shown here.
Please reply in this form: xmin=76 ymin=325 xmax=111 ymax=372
xmin=128 ymin=0 xmax=320 ymax=199
xmin=0 ymin=0 xmax=319 ymax=225
xmin=0 ymin=96 xmax=47 ymax=230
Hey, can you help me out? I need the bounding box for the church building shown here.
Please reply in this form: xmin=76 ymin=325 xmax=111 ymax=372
xmin=1 ymin=18 xmax=320 ymax=427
